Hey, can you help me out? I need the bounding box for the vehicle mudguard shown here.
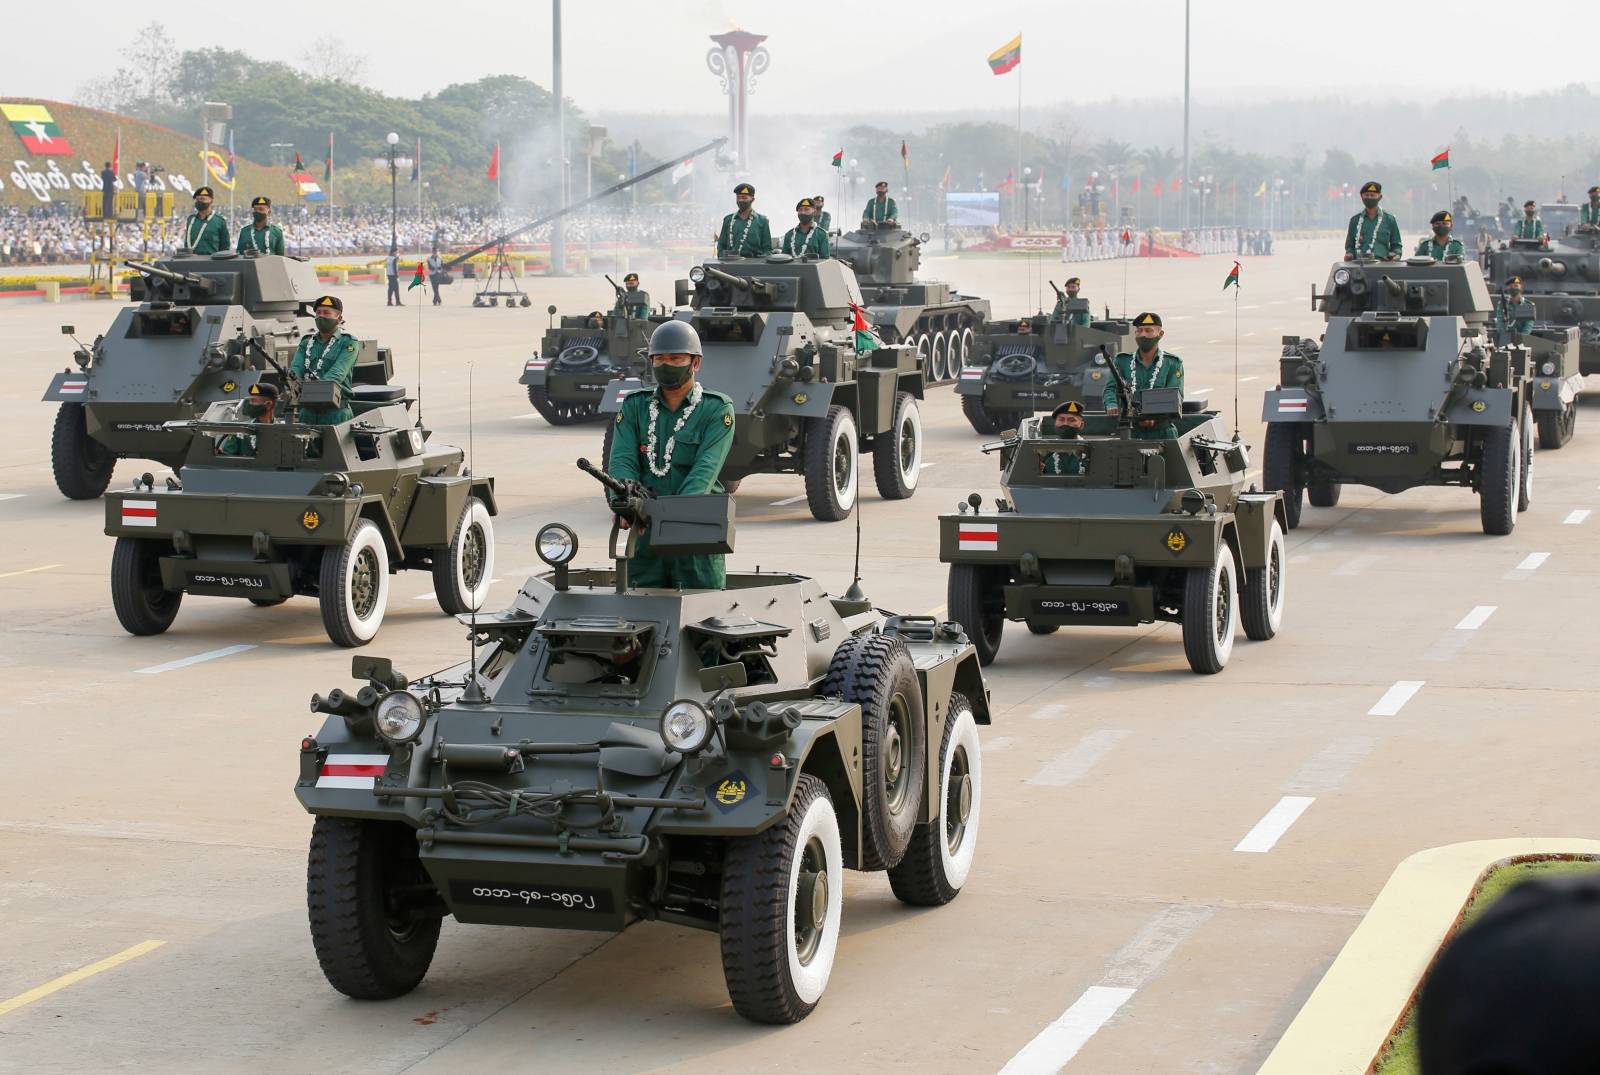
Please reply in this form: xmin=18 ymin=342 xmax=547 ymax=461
xmin=1262 ymin=388 xmax=1323 ymax=423
xmin=356 ymin=496 xmax=404 ymax=555
xmin=519 ymin=357 xmax=550 ymax=386
xmin=1231 ymin=493 xmax=1283 ymax=569
xmin=762 ymin=385 xmax=837 ymax=420
xmin=1442 ymin=387 xmax=1513 ymax=427
xmin=856 ymin=367 xmax=897 ymax=434
xmin=1530 ymin=372 xmax=1585 ymax=413
xmin=42 ymin=369 xmax=91 ymax=402
xmin=399 ymin=476 xmax=495 ymax=549
xmin=599 ymin=378 xmax=644 ymax=415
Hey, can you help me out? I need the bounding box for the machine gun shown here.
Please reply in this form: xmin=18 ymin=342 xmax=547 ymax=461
xmin=690 ymin=262 xmax=777 ymax=300
xmin=1103 ymin=349 xmax=1137 ymax=432
xmin=125 ymin=260 xmax=215 ymax=296
xmin=1047 ymin=280 xmax=1066 ymax=308
xmin=578 ymin=456 xmax=654 ymax=526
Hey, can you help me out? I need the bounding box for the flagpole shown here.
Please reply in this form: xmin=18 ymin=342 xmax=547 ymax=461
xmin=1233 ymin=267 xmax=1240 ymax=436
xmin=1015 ymin=45 xmax=1023 ymax=232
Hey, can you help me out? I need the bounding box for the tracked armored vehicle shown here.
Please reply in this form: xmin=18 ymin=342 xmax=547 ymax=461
xmin=832 ymin=222 xmax=991 ymax=383
xmin=956 ymin=307 xmax=1136 ymax=434
xmin=42 ymin=254 xmax=392 ymax=500
xmin=520 ymin=302 xmax=670 ymax=426
xmin=1265 ymin=257 xmax=1533 ymax=535
xmin=104 ymin=385 xmax=496 ymax=647
xmin=600 ymin=255 xmax=926 ymax=522
xmin=294 ymin=464 xmax=991 ymax=1024
xmin=1485 ymin=234 xmax=1600 ymax=375
xmin=942 ymin=378 xmax=1286 ymax=674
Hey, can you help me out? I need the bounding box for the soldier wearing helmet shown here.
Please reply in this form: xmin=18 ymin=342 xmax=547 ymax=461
xmin=606 ymin=319 xmax=735 ymax=589
xmin=1415 ymin=211 xmax=1465 ymax=261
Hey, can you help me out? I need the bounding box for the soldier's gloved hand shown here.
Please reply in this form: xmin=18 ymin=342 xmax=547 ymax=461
xmin=606 ymin=491 xmax=629 ymax=517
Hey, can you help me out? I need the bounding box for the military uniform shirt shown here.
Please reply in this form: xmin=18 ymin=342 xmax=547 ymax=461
xmin=1344 ymin=209 xmax=1402 ymax=259
xmin=289 ymin=331 xmax=361 ymax=424
xmin=1415 ymin=236 xmax=1465 ymax=260
xmin=862 ymin=196 xmax=898 ymax=224
xmin=1515 ymin=217 xmax=1546 ymax=240
xmin=717 ymin=211 xmax=774 ymax=257
xmin=1051 ymin=295 xmax=1093 ymax=326
xmin=236 ymin=222 xmax=285 ymax=256
xmin=1103 ymin=349 xmax=1184 ymax=439
xmin=1582 ymin=203 xmax=1600 ymax=226
xmin=1494 ymin=300 xmax=1535 ymax=336
xmin=184 ymin=211 xmax=229 ymax=255
xmin=815 ymin=210 xmax=832 ymax=231
xmin=780 ymin=224 xmax=830 ymax=258
xmin=613 ymin=289 xmax=651 ymax=319
xmin=1040 ymin=444 xmax=1084 ymax=475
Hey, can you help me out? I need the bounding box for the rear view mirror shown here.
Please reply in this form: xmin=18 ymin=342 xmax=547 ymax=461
xmin=61 ymin=325 xmax=76 ymax=334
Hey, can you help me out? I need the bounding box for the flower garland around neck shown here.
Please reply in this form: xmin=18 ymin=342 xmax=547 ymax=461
xmin=645 ymin=382 xmax=703 ymax=478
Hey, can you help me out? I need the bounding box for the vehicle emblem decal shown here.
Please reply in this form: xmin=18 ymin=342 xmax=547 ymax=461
xmin=792 ymin=393 xmax=808 ymax=405
xmin=221 ymin=380 xmax=236 ymax=393
xmin=1164 ymin=528 xmax=1188 ymax=554
xmin=301 ymin=508 xmax=321 ymax=531
xmin=1471 ymin=400 xmax=1486 ymax=412
xmin=714 ymin=773 xmax=749 ymax=810
xmin=615 ymin=412 xmax=623 ymax=424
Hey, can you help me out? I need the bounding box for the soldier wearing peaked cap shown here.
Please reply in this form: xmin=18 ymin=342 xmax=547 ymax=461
xmin=1040 ymin=399 xmax=1087 ymax=475
xmin=1581 ymin=186 xmax=1600 ymax=228
xmin=184 ymin=185 xmax=229 ymax=255
xmin=236 ymin=195 xmax=285 ymax=256
xmin=812 ymin=194 xmax=832 ymax=232
xmin=1415 ymin=210 xmax=1465 ymax=261
xmin=716 ymin=182 xmax=773 ymax=258
xmin=1103 ymin=312 xmax=1184 ymax=440
xmin=218 ymin=382 xmax=279 ymax=457
xmin=861 ymin=180 xmax=898 ymax=226
xmin=613 ymin=272 xmax=651 ymax=319
xmin=1514 ymin=199 xmax=1546 ymax=240
xmin=1051 ymin=276 xmax=1092 ymax=326
xmin=290 ymin=294 xmax=360 ymax=428
xmin=1344 ymin=180 xmax=1402 ymax=261
xmin=1494 ymin=276 xmax=1536 ymax=336
xmin=781 ymin=198 xmax=831 ymax=258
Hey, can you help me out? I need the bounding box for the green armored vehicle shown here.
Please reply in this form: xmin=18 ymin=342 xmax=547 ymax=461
xmin=1265 ymin=257 xmax=1534 ymax=535
xmin=1484 ymin=233 xmax=1600 ymax=377
xmin=43 ymin=254 xmax=392 ymax=499
xmin=600 ymin=255 xmax=926 ymax=522
xmin=103 ymin=384 xmax=496 ymax=647
xmin=294 ymin=463 xmax=991 ymax=1024
xmin=832 ymin=222 xmax=991 ymax=383
xmin=956 ymin=306 xmax=1136 ymax=434
xmin=520 ymin=296 xmax=670 ymax=426
xmin=942 ymin=384 xmax=1287 ymax=674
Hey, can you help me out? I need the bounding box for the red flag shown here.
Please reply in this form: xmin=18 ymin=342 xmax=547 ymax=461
xmin=1152 ymin=180 xmax=1163 ymax=197
xmin=1120 ymin=228 xmax=1132 ymax=245
xmin=487 ymin=142 xmax=500 ymax=181
xmin=900 ymin=140 xmax=908 ymax=162
xmin=1130 ymin=176 xmax=1140 ymax=195
xmin=998 ymin=168 xmax=1015 ymax=193
xmin=848 ymin=302 xmax=871 ymax=333
xmin=111 ymin=128 xmax=120 ymax=177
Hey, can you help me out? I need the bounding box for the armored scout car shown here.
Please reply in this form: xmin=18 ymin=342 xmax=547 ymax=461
xmin=956 ymin=308 xmax=1136 ymax=434
xmin=520 ymin=299 xmax=671 ymax=426
xmin=295 ymin=462 xmax=991 ymax=1023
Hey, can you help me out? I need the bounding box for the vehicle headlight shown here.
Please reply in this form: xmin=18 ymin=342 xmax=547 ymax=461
xmin=688 ymin=266 xmax=707 ymax=284
xmin=1540 ymin=361 xmax=1556 ymax=376
xmin=659 ymin=698 xmax=714 ymax=754
xmin=1333 ymin=268 xmax=1352 ymax=286
xmin=536 ymin=523 xmax=578 ymax=566
xmin=374 ymin=690 xmax=426 ymax=743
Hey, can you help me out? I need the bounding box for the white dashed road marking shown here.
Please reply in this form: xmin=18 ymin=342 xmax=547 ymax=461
xmin=1562 ymin=509 xmax=1591 ymax=525
xmin=1239 ymin=375 xmax=1259 ymax=382
xmin=1454 ymin=605 xmax=1497 ymax=631
xmin=770 ymin=493 xmax=808 ymax=506
xmin=1028 ymin=703 xmax=1070 ymax=721
xmin=1000 ymin=987 xmax=1135 ymax=1074
xmin=0 ymin=493 xmax=25 ymax=502
xmin=135 ymin=644 xmax=256 ymax=675
xmin=1234 ymin=796 xmax=1315 ymax=853
xmin=1333 ymin=554 xmax=1382 ymax=577
xmin=0 ymin=563 xmax=60 ymax=579
xmin=1027 ymin=729 xmax=1131 ymax=787
xmin=1514 ymin=552 xmax=1549 ymax=571
xmin=1368 ymin=680 xmax=1425 ymax=716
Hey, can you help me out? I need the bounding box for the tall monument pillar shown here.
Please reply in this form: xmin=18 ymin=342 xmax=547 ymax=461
xmin=706 ymin=30 xmax=770 ymax=173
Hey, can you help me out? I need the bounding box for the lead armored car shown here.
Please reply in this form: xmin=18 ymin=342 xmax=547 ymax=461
xmin=520 ymin=302 xmax=670 ymax=425
xmin=103 ymin=384 xmax=496 ymax=647
xmin=942 ymin=382 xmax=1286 ymax=674
xmin=832 ymin=222 xmax=991 ymax=383
xmin=1266 ymin=257 xmax=1533 ymax=535
xmin=600 ymin=255 xmax=926 ymax=521
xmin=43 ymin=254 xmax=392 ymax=499
xmin=956 ymin=307 xmax=1136 ymax=434
xmin=294 ymin=463 xmax=991 ymax=1024
xmin=1484 ymin=233 xmax=1600 ymax=377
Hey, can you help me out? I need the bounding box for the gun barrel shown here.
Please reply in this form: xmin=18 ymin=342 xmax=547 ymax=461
xmin=1379 ymin=275 xmax=1405 ymax=297
xmin=576 ymin=456 xmax=630 ymax=496
xmin=310 ymin=688 xmax=365 ymax=718
xmin=126 ymin=260 xmax=211 ymax=290
xmin=701 ymin=263 xmax=776 ymax=297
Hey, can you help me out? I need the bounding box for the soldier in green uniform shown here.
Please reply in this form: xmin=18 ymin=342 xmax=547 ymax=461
xmin=1102 ymin=311 xmax=1183 ymax=440
xmin=1040 ymin=400 xmax=1087 ymax=475
xmin=812 ymin=194 xmax=832 ymax=232
xmin=1514 ymin=200 xmax=1546 ymax=240
xmin=217 ymin=382 xmax=278 ymax=457
xmin=1415 ymin=210 xmax=1465 ymax=260
xmin=607 ymin=320 xmax=735 ymax=589
xmin=1494 ymin=276 xmax=1536 ymax=336
xmin=716 ymin=182 xmax=773 ymax=258
xmin=781 ymin=198 xmax=831 ymax=258
xmin=290 ymin=295 xmax=360 ymax=427
xmin=861 ymin=180 xmax=898 ymax=226
xmin=1344 ymin=180 xmax=1402 ymax=261
xmin=613 ymin=272 xmax=650 ymax=319
xmin=1051 ymin=276 xmax=1092 ymax=325
xmin=236 ymin=195 xmax=285 ymax=255
xmin=183 ymin=185 xmax=229 ymax=255
xmin=1581 ymin=186 xmax=1600 ymax=229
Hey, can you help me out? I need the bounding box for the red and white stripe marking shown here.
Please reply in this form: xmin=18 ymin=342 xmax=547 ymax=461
xmin=525 ymin=359 xmax=548 ymax=371
xmin=1276 ymin=398 xmax=1308 ymax=413
xmin=959 ymin=368 xmax=984 ymax=380
xmin=121 ymin=500 xmax=158 ymax=527
xmin=316 ymin=753 xmax=390 ymax=789
xmin=958 ymin=522 xmax=1000 ymax=551
xmin=59 ymin=380 xmax=87 ymax=395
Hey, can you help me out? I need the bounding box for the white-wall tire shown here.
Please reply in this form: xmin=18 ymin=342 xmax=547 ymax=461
xmin=320 ymin=520 xmax=390 ymax=647
xmin=432 ymin=497 xmax=495 ymax=616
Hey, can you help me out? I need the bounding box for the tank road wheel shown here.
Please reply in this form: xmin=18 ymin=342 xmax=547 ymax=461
xmin=718 ymin=774 xmax=843 ymax=1024
xmin=528 ymin=383 xmax=578 ymax=426
xmin=949 ymin=562 xmax=1005 ymax=665
xmin=1478 ymin=422 xmax=1519 ymax=536
xmin=961 ymin=394 xmax=1003 ymax=436
xmin=1517 ymin=405 xmax=1533 ymax=514
xmin=1307 ymin=481 xmax=1342 ymax=508
xmin=913 ymin=334 xmax=931 ymax=380
xmin=889 ymin=692 xmax=983 ymax=907
xmin=51 ymin=402 xmax=114 ymax=500
xmin=1536 ymin=399 xmax=1577 ymax=450
xmin=872 ymin=392 xmax=922 ymax=500
xmin=956 ymin=326 xmax=975 ymax=375
xmin=1182 ymin=543 xmax=1239 ymax=675
xmin=1241 ymin=520 xmax=1287 ymax=642
xmin=319 ymin=520 xmax=390 ymax=647
xmin=1263 ymin=423 xmax=1305 ymax=530
xmin=111 ymin=537 xmax=182 ymax=636
xmin=930 ymin=331 xmax=949 ymax=382
xmin=822 ymin=634 xmax=927 ymax=870
xmin=803 ymin=405 xmax=859 ymax=522
xmin=433 ymin=497 xmax=495 ymax=616
xmin=306 ymin=817 xmax=442 ymax=1001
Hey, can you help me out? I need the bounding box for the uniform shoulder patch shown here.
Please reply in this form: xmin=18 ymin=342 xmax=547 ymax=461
xmin=722 ymin=412 xmax=733 ymax=427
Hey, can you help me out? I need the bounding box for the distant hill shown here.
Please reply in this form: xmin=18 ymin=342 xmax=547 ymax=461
xmin=0 ymin=98 xmax=300 ymax=210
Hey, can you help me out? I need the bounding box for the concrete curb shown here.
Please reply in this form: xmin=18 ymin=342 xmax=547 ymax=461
xmin=1259 ymin=838 xmax=1600 ymax=1075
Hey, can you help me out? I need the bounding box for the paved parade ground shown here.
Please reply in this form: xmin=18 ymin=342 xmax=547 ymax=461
xmin=2 ymin=239 xmax=1596 ymax=1072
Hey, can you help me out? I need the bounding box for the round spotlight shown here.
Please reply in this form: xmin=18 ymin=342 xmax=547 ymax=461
xmin=536 ymin=523 xmax=578 ymax=566
xmin=688 ymin=266 xmax=707 ymax=284
xmin=374 ymin=690 xmax=426 ymax=743
xmin=1332 ymin=268 xmax=1352 ymax=286
xmin=1540 ymin=361 xmax=1557 ymax=376
xmin=659 ymin=699 xmax=714 ymax=754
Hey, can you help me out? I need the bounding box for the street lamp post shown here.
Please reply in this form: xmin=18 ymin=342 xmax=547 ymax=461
xmin=1023 ymin=167 xmax=1033 ymax=229
xmin=385 ymin=131 xmax=400 ymax=252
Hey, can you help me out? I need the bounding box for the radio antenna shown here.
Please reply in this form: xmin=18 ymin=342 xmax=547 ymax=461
xmin=415 ymin=266 xmax=424 ymax=428
xmin=844 ymin=484 xmax=865 ymax=604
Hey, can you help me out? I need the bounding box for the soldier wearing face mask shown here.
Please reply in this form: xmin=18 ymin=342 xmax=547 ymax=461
xmin=1580 ymin=186 xmax=1600 ymax=230
xmin=236 ymin=196 xmax=285 ymax=255
xmin=1040 ymin=399 xmax=1087 ymax=475
xmin=1514 ymin=199 xmax=1546 ymax=241
xmin=781 ymin=198 xmax=831 ymax=258
xmin=1102 ymin=311 xmax=1183 ymax=440
xmin=183 ymin=185 xmax=229 ymax=255
xmin=1343 ymin=180 xmax=1402 ymax=261
xmin=716 ymin=182 xmax=773 ymax=258
xmin=1415 ymin=210 xmax=1464 ymax=260
xmin=291 ymin=295 xmax=360 ymax=426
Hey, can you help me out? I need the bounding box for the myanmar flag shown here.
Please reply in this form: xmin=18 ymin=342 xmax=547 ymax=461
xmin=2 ymin=103 xmax=74 ymax=156
xmin=408 ymin=260 xmax=427 ymax=290
xmin=1430 ymin=148 xmax=1450 ymax=170
xmin=1223 ymin=261 xmax=1240 ymax=290
xmin=831 ymin=148 xmax=843 ymax=168
xmin=988 ymin=34 xmax=1021 ymax=75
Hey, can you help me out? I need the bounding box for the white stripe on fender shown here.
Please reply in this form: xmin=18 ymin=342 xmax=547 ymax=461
xmin=525 ymin=360 xmax=547 ymax=370
xmin=59 ymin=381 xmax=87 ymax=394
xmin=121 ymin=499 xmax=158 ymax=528
xmin=1277 ymin=398 xmax=1308 ymax=413
xmin=315 ymin=775 xmax=380 ymax=790
xmin=316 ymin=753 xmax=390 ymax=789
xmin=960 ymin=369 xmax=984 ymax=379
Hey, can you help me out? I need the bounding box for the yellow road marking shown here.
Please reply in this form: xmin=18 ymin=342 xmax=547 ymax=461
xmin=0 ymin=563 xmax=61 ymax=579
xmin=926 ymin=603 xmax=947 ymax=619
xmin=0 ymin=939 xmax=165 ymax=1018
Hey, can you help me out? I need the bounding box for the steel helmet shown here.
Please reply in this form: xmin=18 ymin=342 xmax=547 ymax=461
xmin=648 ymin=319 xmax=702 ymax=358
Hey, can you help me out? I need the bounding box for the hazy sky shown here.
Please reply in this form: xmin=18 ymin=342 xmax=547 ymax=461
xmin=7 ymin=0 xmax=1591 ymax=116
